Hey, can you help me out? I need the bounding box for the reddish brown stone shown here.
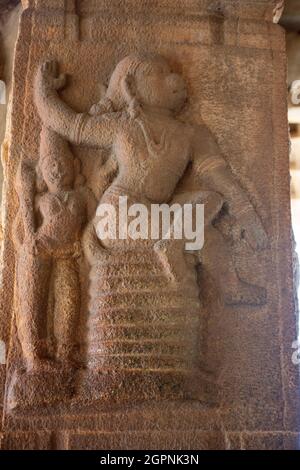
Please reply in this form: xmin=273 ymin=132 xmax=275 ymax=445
xmin=0 ymin=0 xmax=299 ymax=451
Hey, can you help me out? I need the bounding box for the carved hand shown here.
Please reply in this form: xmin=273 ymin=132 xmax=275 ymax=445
xmin=24 ymin=233 xmax=54 ymax=256
xmin=36 ymin=60 xmax=67 ymax=93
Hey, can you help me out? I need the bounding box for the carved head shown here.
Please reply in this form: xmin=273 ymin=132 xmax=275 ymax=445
xmin=106 ymin=54 xmax=187 ymax=114
xmin=38 ymin=129 xmax=75 ymax=191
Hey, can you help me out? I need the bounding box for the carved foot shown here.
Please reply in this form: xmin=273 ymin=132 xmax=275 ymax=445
xmin=224 ymin=281 xmax=267 ymax=306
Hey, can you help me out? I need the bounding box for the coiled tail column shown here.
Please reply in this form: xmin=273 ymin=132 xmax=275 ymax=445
xmin=82 ymin=247 xmax=216 ymax=405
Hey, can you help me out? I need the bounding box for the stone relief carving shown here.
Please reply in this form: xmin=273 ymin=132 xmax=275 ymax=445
xmin=10 ymin=54 xmax=269 ymax=407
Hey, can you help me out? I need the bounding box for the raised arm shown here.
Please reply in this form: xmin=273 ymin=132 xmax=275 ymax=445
xmin=192 ymin=125 xmax=268 ymax=251
xmin=34 ymin=60 xmax=118 ymax=148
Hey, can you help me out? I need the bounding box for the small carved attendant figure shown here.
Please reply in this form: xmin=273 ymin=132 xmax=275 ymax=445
xmin=13 ymin=128 xmax=95 ymax=371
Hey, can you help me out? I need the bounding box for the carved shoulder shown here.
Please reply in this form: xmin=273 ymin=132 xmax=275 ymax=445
xmin=75 ymin=110 xmax=127 ymax=148
xmin=191 ymin=124 xmax=220 ymax=157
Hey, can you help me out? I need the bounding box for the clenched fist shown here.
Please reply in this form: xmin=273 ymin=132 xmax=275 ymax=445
xmin=36 ymin=60 xmax=67 ymax=93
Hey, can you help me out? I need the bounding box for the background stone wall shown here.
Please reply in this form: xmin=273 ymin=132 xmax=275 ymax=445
xmin=0 ymin=1 xmax=21 ymax=216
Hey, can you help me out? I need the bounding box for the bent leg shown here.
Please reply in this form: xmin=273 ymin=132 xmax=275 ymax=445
xmin=154 ymin=191 xmax=223 ymax=282
xmin=201 ymin=225 xmax=266 ymax=306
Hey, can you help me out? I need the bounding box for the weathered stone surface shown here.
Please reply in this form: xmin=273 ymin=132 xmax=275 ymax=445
xmin=0 ymin=3 xmax=22 ymax=205
xmin=226 ymin=432 xmax=300 ymax=450
xmin=0 ymin=0 xmax=299 ymax=450
xmin=1 ymin=431 xmax=53 ymax=450
xmin=66 ymin=431 xmax=225 ymax=451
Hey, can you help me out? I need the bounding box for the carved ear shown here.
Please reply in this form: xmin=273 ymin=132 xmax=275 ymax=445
xmin=99 ymin=82 xmax=108 ymax=100
xmin=121 ymin=74 xmax=141 ymax=118
xmin=121 ymin=73 xmax=136 ymax=107
xmin=35 ymin=164 xmax=47 ymax=193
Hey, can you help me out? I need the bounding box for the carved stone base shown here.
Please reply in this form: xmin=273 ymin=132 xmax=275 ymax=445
xmin=6 ymin=367 xmax=218 ymax=413
xmin=2 ymin=401 xmax=225 ymax=450
xmin=7 ymin=366 xmax=75 ymax=411
xmin=3 ymin=399 xmax=299 ymax=449
xmin=65 ymin=429 xmax=225 ymax=450
xmin=79 ymin=369 xmax=219 ymax=407
xmin=2 ymin=430 xmax=299 ymax=451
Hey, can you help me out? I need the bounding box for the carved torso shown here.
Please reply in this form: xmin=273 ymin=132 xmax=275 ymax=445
xmin=112 ymin=112 xmax=194 ymax=202
xmin=36 ymin=189 xmax=87 ymax=247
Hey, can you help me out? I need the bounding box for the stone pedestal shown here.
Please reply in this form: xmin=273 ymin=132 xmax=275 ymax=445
xmin=0 ymin=0 xmax=299 ymax=450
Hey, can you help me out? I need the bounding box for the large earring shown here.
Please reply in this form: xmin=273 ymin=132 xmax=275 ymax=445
xmin=35 ymin=165 xmax=47 ymax=193
xmin=128 ymin=97 xmax=141 ymax=119
xmin=89 ymin=97 xmax=114 ymax=116
xmin=121 ymin=74 xmax=141 ymax=119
